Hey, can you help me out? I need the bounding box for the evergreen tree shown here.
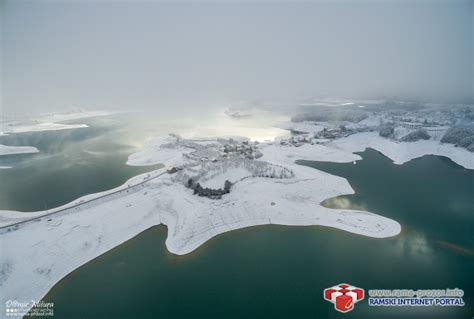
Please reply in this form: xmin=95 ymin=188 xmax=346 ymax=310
xmin=224 ymin=180 xmax=232 ymax=193
xmin=187 ymin=178 xmax=194 ymax=188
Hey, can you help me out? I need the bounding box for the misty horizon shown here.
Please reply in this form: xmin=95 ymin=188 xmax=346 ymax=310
xmin=1 ymin=0 xmax=473 ymax=117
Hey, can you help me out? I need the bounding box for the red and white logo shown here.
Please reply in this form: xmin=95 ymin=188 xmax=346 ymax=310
xmin=323 ymin=283 xmax=364 ymax=313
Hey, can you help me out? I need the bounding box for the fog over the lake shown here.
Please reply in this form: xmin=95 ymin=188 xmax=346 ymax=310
xmin=1 ymin=0 xmax=473 ymax=117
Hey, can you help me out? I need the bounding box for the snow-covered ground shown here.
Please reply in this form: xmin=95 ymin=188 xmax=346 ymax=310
xmin=0 ymin=144 xmax=39 ymax=156
xmin=127 ymin=135 xmax=195 ymax=167
xmin=1 ymin=122 xmax=88 ymax=135
xmin=0 ymin=109 xmax=114 ymax=135
xmin=198 ymin=166 xmax=251 ymax=188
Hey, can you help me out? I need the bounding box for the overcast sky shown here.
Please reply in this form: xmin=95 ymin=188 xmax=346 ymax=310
xmin=1 ymin=0 xmax=473 ymax=117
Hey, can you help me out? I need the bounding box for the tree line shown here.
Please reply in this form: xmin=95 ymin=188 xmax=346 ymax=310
xmin=186 ymin=178 xmax=232 ymax=199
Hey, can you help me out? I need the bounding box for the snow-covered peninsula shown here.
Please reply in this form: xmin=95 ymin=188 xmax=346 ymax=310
xmin=0 ymin=132 xmax=403 ymax=316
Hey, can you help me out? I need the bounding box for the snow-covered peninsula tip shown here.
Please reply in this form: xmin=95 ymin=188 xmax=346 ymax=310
xmin=0 ymin=144 xmax=39 ymax=157
xmin=0 ymin=109 xmax=115 ymax=135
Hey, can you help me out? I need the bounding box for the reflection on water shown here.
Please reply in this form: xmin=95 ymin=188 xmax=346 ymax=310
xmin=0 ymin=115 xmax=159 ymax=211
xmin=119 ymin=108 xmax=290 ymax=142
xmin=176 ymin=110 xmax=289 ymax=141
xmin=298 ymin=149 xmax=474 ymax=251
xmin=321 ymin=196 xmax=369 ymax=211
xmin=435 ymin=240 xmax=474 ymax=256
xmin=30 ymin=148 xmax=474 ymax=319
xmin=396 ymin=230 xmax=433 ymax=258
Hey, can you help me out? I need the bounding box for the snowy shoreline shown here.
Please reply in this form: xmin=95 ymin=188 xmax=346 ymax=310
xmin=0 ymin=109 xmax=115 ymax=135
xmin=331 ymin=132 xmax=474 ymax=169
xmin=0 ymin=144 xmax=39 ymax=157
xmin=1 ymin=129 xmax=473 ymax=316
xmin=257 ymin=132 xmax=473 ymax=171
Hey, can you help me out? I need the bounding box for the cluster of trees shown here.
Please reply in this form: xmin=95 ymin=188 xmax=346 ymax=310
xmin=401 ymin=129 xmax=430 ymax=142
xmin=251 ymin=162 xmax=293 ymax=179
xmin=441 ymin=125 xmax=474 ymax=152
xmin=186 ymin=178 xmax=232 ymax=199
xmin=460 ymin=106 xmax=474 ymax=120
xmin=180 ymin=158 xmax=294 ymax=200
xmin=379 ymin=123 xmax=395 ymax=138
xmin=292 ymin=109 xmax=368 ymax=123
xmin=185 ymin=157 xmax=293 ymax=184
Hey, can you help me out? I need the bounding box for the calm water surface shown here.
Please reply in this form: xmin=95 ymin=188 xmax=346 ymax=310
xmin=23 ymin=148 xmax=474 ymax=318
